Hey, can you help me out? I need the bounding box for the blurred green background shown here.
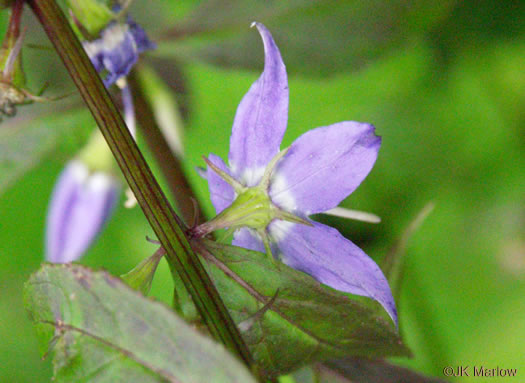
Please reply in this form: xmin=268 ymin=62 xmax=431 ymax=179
xmin=0 ymin=0 xmax=523 ymax=381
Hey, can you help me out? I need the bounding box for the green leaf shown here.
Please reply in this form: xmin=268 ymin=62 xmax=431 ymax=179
xmin=162 ymin=0 xmax=455 ymax=76
xmin=318 ymin=358 xmax=446 ymax=382
xmin=24 ymin=263 xmax=257 ymax=383
xmin=196 ymin=239 xmax=410 ymax=377
xmin=0 ymin=108 xmax=93 ymax=197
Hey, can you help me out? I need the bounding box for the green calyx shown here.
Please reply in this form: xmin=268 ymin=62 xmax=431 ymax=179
xmin=194 ymin=149 xmax=310 ymax=239
xmin=217 ymin=187 xmax=275 ymax=231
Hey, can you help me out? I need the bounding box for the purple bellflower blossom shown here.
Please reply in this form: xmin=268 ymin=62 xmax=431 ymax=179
xmin=83 ymin=16 xmax=155 ymax=87
xmin=194 ymin=23 xmax=397 ymax=324
xmin=46 ymin=160 xmax=119 ymax=263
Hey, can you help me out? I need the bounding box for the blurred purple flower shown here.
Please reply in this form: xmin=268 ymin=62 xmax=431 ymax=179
xmin=44 ymin=12 xmax=148 ymax=263
xmin=83 ymin=17 xmax=155 ymax=87
xmin=199 ymin=23 xmax=397 ymax=324
xmin=46 ymin=160 xmax=119 ymax=263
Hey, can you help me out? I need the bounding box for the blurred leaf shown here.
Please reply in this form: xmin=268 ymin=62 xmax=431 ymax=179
xmin=197 ymin=239 xmax=410 ymax=377
xmin=24 ymin=263 xmax=257 ymax=383
xmin=135 ymin=64 xmax=184 ymax=157
xmin=145 ymin=57 xmax=191 ymax=121
xmin=0 ymin=108 xmax=93 ymax=196
xmin=161 ymin=0 xmax=455 ymax=76
xmin=318 ymin=357 xmax=446 ymax=382
xmin=381 ymin=202 xmax=435 ymax=303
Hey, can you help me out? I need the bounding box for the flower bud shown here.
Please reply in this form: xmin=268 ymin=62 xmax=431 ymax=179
xmin=45 ymin=160 xmax=119 ymax=263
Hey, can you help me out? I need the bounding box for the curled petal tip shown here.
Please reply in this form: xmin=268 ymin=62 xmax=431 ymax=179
xmin=229 ymin=21 xmax=288 ymax=180
xmin=250 ymin=22 xmax=268 ymax=35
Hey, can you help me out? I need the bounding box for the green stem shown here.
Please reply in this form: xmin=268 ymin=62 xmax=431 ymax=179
xmin=27 ymin=0 xmax=253 ymax=371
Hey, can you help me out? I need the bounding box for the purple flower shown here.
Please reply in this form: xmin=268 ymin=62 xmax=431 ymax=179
xmin=83 ymin=18 xmax=155 ymax=87
xmin=198 ymin=23 xmax=397 ymax=324
xmin=46 ymin=160 xmax=119 ymax=263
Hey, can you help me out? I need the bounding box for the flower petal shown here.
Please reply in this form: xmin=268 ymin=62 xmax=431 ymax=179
xmin=228 ymin=22 xmax=288 ymax=186
xmin=83 ymin=16 xmax=155 ymax=88
xmin=127 ymin=18 xmax=157 ymax=53
xmin=232 ymin=228 xmax=265 ymax=253
xmin=270 ymin=220 xmax=397 ymax=324
xmin=205 ymin=154 xmax=235 ymax=214
xmin=99 ymin=24 xmax=139 ymax=87
xmin=46 ymin=161 xmax=86 ymax=262
xmin=270 ymin=121 xmax=380 ymax=215
xmin=46 ymin=161 xmax=119 ymax=263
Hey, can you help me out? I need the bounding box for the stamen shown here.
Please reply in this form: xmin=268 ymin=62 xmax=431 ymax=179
xmin=322 ymin=207 xmax=381 ymax=224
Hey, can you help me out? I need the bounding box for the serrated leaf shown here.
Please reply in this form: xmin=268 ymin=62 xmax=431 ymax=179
xmin=163 ymin=0 xmax=454 ymax=76
xmin=197 ymin=239 xmax=410 ymax=377
xmin=0 ymin=108 xmax=94 ymax=196
xmin=24 ymin=264 xmax=257 ymax=383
